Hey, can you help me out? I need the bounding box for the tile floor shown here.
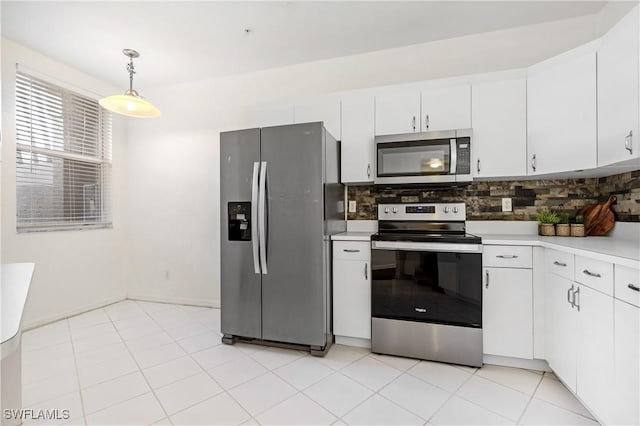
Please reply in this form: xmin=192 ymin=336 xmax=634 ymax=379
xmin=20 ymin=300 xmax=598 ymax=425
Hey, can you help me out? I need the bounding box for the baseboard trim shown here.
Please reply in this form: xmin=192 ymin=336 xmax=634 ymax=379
xmin=22 ymin=295 xmax=126 ymax=331
xmin=335 ymin=336 xmax=371 ymax=348
xmin=483 ymin=354 xmax=551 ymax=372
xmin=127 ymin=294 xmax=220 ymax=309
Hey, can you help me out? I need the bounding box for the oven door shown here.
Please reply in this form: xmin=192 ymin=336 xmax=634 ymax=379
xmin=371 ymin=241 xmax=482 ymax=328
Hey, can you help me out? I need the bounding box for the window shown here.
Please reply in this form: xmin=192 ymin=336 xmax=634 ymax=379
xmin=15 ymin=71 xmax=112 ymax=231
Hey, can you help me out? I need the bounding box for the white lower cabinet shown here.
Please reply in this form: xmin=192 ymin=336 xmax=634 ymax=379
xmin=612 ymin=264 xmax=639 ymax=425
xmin=613 ymin=299 xmax=639 ymax=425
xmin=333 ymin=241 xmax=371 ymax=340
xmin=483 ymin=267 xmax=533 ymax=359
xmin=546 ymin=256 xmax=615 ymax=424
xmin=547 ymin=272 xmax=578 ymax=392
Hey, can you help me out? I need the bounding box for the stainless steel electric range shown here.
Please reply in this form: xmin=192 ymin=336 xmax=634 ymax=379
xmin=370 ymin=202 xmax=483 ymax=367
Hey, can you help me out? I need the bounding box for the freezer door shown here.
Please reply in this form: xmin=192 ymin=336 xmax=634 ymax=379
xmin=220 ymin=128 xmax=262 ymax=339
xmin=260 ymin=123 xmax=327 ymax=346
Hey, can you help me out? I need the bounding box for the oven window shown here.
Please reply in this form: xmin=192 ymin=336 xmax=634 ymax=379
xmin=377 ymin=140 xmax=451 ymax=177
xmin=371 ymin=249 xmax=482 ymax=328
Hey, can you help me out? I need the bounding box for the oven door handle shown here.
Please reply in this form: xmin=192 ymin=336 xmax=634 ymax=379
xmin=371 ymin=241 xmax=483 ymax=254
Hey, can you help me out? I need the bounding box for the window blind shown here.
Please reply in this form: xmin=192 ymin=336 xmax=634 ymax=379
xmin=15 ymin=71 xmax=113 ymax=231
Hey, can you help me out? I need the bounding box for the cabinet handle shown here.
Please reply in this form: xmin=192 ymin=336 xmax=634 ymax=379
xmin=628 ymin=284 xmax=640 ymax=292
xmin=477 ymin=158 xmax=481 ymax=174
xmin=496 ymin=255 xmax=518 ymax=259
xmin=367 ymin=163 xmax=371 ymax=179
xmin=582 ymin=269 xmax=601 ymax=278
xmin=531 ymin=154 xmax=537 ymax=172
xmin=567 ymin=284 xmax=575 ymax=307
xmin=553 ymin=261 xmax=567 ymax=267
xmin=574 ymin=286 xmax=581 ymax=312
xmin=425 ymin=114 xmax=430 ymax=130
xmin=412 ymin=116 xmax=416 ymax=132
xmin=485 ymin=270 xmax=490 ymax=289
xmin=364 ymin=263 xmax=368 ymax=280
xmin=625 ymin=130 xmax=633 ymax=154
xmin=343 ymin=249 xmax=360 ymax=253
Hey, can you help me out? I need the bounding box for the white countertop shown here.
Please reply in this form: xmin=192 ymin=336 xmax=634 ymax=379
xmin=2 ymin=263 xmax=35 ymax=349
xmin=332 ymin=232 xmax=375 ymax=241
xmin=480 ymin=234 xmax=640 ymax=268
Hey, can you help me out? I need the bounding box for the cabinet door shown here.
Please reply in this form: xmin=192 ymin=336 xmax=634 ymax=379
xmin=527 ymin=50 xmax=597 ymax=175
xmin=420 ymin=84 xmax=471 ymax=132
xmin=613 ymin=300 xmax=639 ymax=425
xmin=483 ymin=267 xmax=533 ymax=359
xmin=341 ymin=92 xmax=375 ymax=183
xmin=547 ymin=273 xmax=577 ymax=392
xmin=247 ymin=104 xmax=294 ymax=127
xmin=576 ymin=284 xmax=614 ymax=424
xmin=333 ymin=259 xmax=371 ymax=339
xmin=598 ymin=6 xmax=639 ymax=166
xmin=294 ymin=98 xmax=341 ymax=141
xmin=472 ymin=79 xmax=527 ymax=177
xmin=375 ymin=88 xmax=421 ymax=135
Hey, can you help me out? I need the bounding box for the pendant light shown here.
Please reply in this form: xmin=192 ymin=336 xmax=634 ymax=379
xmin=99 ymin=49 xmax=160 ymax=118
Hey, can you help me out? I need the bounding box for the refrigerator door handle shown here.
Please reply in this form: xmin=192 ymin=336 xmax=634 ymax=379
xmin=258 ymin=161 xmax=268 ymax=274
xmin=251 ymin=162 xmax=261 ymax=274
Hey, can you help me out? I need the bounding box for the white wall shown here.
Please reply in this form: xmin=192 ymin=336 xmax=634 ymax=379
xmin=125 ymin=12 xmax=607 ymax=306
xmin=1 ymin=39 xmax=129 ymax=328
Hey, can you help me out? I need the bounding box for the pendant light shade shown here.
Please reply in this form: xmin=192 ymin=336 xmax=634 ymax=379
xmin=99 ymin=49 xmax=160 ymax=118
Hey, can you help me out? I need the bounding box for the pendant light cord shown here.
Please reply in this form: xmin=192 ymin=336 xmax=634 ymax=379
xmin=126 ymin=57 xmax=135 ymax=92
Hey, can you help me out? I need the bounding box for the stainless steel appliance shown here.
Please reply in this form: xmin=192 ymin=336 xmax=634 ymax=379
xmin=374 ymin=129 xmax=472 ymax=185
xmin=220 ymin=122 xmax=345 ymax=356
xmin=371 ymin=202 xmax=483 ymax=367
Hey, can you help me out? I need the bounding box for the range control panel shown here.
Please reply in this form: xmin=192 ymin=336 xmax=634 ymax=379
xmin=378 ymin=203 xmax=466 ymax=221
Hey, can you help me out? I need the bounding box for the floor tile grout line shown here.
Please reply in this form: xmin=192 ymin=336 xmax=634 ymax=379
xmin=423 ymin=363 xmax=480 ymax=424
xmin=536 ymin=374 xmax=596 ymax=419
xmin=64 ymin=319 xmax=88 ymax=426
xmin=515 ymin=371 xmax=545 ymax=425
xmin=103 ymin=301 xmax=173 ymax=425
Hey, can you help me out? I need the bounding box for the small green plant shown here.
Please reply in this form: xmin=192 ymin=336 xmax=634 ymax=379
xmin=537 ymin=209 xmax=561 ymax=225
xmin=575 ymin=215 xmax=584 ymax=224
xmin=558 ymin=212 xmax=570 ymax=224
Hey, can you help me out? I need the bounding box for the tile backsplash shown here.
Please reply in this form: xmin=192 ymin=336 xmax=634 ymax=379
xmin=347 ymin=170 xmax=640 ymax=222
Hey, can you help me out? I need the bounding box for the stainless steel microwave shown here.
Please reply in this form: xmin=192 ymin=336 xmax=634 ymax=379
xmin=374 ymin=129 xmax=472 ymax=185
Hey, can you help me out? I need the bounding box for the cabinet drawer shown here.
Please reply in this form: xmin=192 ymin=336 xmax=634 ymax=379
xmin=575 ymin=256 xmax=614 ymax=296
xmin=483 ymin=245 xmax=532 ymax=268
xmin=545 ymin=249 xmax=575 ymax=280
xmin=615 ymin=265 xmax=640 ymax=307
xmin=333 ymin=241 xmax=370 ymax=261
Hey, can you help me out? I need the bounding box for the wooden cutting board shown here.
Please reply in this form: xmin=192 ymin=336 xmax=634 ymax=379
xmin=579 ymin=196 xmax=617 ymax=236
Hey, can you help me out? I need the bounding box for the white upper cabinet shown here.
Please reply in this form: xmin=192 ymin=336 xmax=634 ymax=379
xmin=598 ymin=6 xmax=640 ymax=166
xmin=247 ymin=103 xmax=294 ymax=128
xmin=420 ymin=84 xmax=471 ymax=132
xmin=341 ymin=92 xmax=375 ymax=183
xmin=374 ymin=87 xmax=421 ymax=135
xmin=294 ymin=97 xmax=341 ymax=141
xmin=472 ymin=78 xmax=527 ymax=178
xmin=527 ymin=45 xmax=597 ymax=175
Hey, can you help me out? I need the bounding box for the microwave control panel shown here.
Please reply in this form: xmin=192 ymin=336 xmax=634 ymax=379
xmin=456 ymin=137 xmax=471 ymax=175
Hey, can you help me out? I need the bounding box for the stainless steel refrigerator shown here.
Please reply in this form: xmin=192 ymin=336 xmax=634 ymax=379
xmin=220 ymin=122 xmax=345 ymax=356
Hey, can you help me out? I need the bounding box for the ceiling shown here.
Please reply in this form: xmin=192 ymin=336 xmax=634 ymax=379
xmin=1 ymin=1 xmax=607 ymax=89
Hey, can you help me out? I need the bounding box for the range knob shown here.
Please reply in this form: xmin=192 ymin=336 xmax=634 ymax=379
xmin=392 ymin=207 xmax=398 ymax=214
xmin=384 ymin=207 xmax=390 ymax=214
xmin=452 ymin=207 xmax=459 ymax=213
xmin=443 ymin=206 xmax=450 ymax=213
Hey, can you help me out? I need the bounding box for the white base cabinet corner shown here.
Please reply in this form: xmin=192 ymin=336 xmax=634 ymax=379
xmin=483 ymin=267 xmax=533 ymax=359
xmin=333 ymin=241 xmax=371 ymax=340
xmin=482 ymin=245 xmax=534 ymax=360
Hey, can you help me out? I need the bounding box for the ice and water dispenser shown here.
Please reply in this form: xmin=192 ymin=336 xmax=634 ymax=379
xmin=227 ymin=202 xmax=251 ymax=241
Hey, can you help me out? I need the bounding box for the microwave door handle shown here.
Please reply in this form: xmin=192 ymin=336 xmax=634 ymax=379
xmin=450 ymin=139 xmax=457 ymax=174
